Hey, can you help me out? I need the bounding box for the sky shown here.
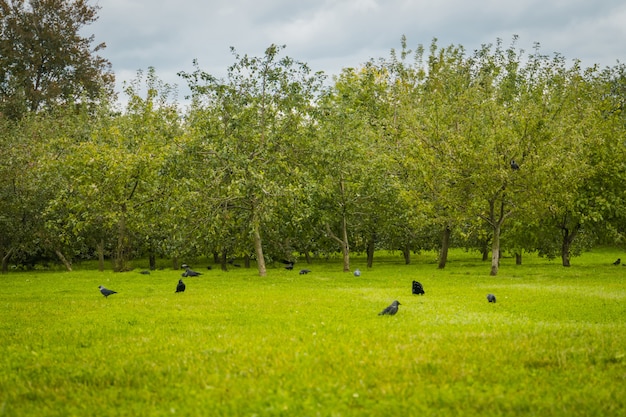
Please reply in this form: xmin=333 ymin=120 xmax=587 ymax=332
xmin=87 ymin=0 xmax=626 ymax=104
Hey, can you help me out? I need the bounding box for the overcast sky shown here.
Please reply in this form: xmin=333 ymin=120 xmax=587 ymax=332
xmin=88 ymin=0 xmax=625 ymax=104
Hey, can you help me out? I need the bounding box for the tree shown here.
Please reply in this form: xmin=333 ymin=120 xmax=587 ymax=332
xmin=179 ymin=45 xmax=326 ymax=276
xmin=0 ymin=0 xmax=114 ymax=120
xmin=0 ymin=107 xmax=87 ymax=272
xmin=46 ymin=68 xmax=180 ymax=271
xmin=0 ymin=115 xmax=48 ymax=272
xmin=313 ymin=63 xmax=397 ymax=272
xmin=396 ymin=39 xmax=476 ymax=269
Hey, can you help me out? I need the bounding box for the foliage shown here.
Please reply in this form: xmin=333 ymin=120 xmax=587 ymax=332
xmin=1 ymin=35 xmax=625 ymax=273
xmin=44 ymin=68 xmax=181 ymax=271
xmin=179 ymin=45 xmax=326 ymax=275
xmin=0 ymin=0 xmax=114 ymax=120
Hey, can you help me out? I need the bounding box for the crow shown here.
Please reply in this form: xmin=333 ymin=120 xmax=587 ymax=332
xmin=280 ymin=259 xmax=295 ymax=270
xmin=613 ymin=258 xmax=621 ymax=266
xmin=412 ymin=280 xmax=425 ymax=295
xmin=378 ymin=300 xmax=401 ymax=316
xmin=510 ymin=160 xmax=520 ymax=170
xmin=183 ymin=267 xmax=202 ymax=277
xmin=353 ymin=268 xmax=361 ymax=277
xmin=299 ymin=269 xmax=311 ymax=275
xmin=99 ymin=285 xmax=117 ymax=298
xmin=139 ymin=270 xmax=150 ymax=275
xmin=487 ymin=293 xmax=496 ymax=303
xmin=176 ymin=279 xmax=186 ymax=293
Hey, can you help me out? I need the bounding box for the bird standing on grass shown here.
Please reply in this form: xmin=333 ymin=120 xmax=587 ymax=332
xmin=378 ymin=300 xmax=401 ymax=316
xmin=412 ymin=280 xmax=425 ymax=295
xmin=510 ymin=160 xmax=520 ymax=170
xmin=487 ymin=294 xmax=496 ymax=303
xmin=99 ymin=285 xmax=117 ymax=298
xmin=182 ymin=267 xmax=202 ymax=277
xmin=354 ymin=269 xmax=361 ymax=277
xmin=613 ymin=258 xmax=621 ymax=266
xmin=176 ymin=279 xmax=186 ymax=293
xmin=299 ymin=269 xmax=311 ymax=275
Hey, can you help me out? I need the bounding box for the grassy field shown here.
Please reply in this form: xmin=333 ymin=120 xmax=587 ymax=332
xmin=0 ymin=249 xmax=625 ymax=416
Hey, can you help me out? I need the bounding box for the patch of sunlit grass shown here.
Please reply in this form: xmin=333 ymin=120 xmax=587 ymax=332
xmin=0 ymin=249 xmax=624 ymax=416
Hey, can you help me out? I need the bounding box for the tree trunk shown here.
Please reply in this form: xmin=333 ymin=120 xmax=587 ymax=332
xmin=96 ymin=240 xmax=105 ymax=272
xmin=560 ymin=219 xmax=579 ymax=267
xmin=515 ymin=252 xmax=522 ymax=265
xmin=561 ymin=243 xmax=571 ymax=267
xmin=113 ymin=209 xmax=129 ymax=272
xmin=253 ymin=224 xmax=266 ymax=276
xmin=220 ymin=251 xmax=228 ymax=271
xmin=244 ymin=254 xmax=251 ymax=268
xmin=438 ymin=226 xmax=451 ymax=269
xmin=366 ymin=237 xmax=374 ymax=268
xmin=402 ymin=245 xmax=411 ymax=265
xmin=172 ymin=256 xmax=179 ymax=270
xmin=149 ymin=253 xmax=156 ymax=270
xmin=490 ymin=224 xmax=501 ymax=276
xmin=1 ymin=249 xmax=13 ymax=274
xmin=488 ymin=191 xmax=513 ymax=276
xmin=213 ymin=252 xmax=220 ymax=264
xmin=561 ymin=231 xmax=575 ymax=267
xmin=54 ymin=249 xmax=72 ymax=271
xmin=340 ymin=215 xmax=350 ymax=272
xmin=303 ymin=251 xmax=311 ymax=264
xmin=326 ymin=178 xmax=351 ymax=272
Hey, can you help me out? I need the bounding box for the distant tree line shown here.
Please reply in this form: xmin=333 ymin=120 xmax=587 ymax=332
xmin=1 ymin=1 xmax=625 ymax=275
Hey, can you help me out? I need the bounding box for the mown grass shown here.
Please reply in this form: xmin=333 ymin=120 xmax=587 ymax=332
xmin=0 ymin=249 xmax=625 ymax=416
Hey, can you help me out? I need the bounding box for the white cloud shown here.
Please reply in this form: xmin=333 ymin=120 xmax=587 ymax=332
xmin=87 ymin=0 xmax=625 ymax=103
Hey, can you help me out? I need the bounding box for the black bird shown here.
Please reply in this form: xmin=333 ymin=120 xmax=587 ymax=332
xmin=175 ymin=279 xmax=186 ymax=293
xmin=182 ymin=267 xmax=202 ymax=277
xmin=412 ymin=280 xmax=425 ymax=295
xmin=510 ymin=160 xmax=520 ymax=170
xmin=99 ymin=285 xmax=117 ymax=298
xmin=280 ymin=259 xmax=295 ymax=270
xmin=299 ymin=269 xmax=311 ymax=275
xmin=139 ymin=270 xmax=150 ymax=275
xmin=353 ymin=268 xmax=361 ymax=277
xmin=378 ymin=300 xmax=401 ymax=316
xmin=487 ymin=293 xmax=496 ymax=303
xmin=613 ymin=258 xmax=621 ymax=266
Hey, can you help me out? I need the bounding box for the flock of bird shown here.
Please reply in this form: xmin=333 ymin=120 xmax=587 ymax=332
xmin=99 ymin=254 xmax=623 ymax=309
xmin=99 ymin=264 xmax=499 ymax=316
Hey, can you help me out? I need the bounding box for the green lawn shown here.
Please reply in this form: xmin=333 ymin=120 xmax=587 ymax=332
xmin=1 ymin=249 xmax=625 ymax=416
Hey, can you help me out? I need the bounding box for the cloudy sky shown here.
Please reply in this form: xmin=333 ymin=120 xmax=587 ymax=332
xmin=88 ymin=0 xmax=625 ymax=103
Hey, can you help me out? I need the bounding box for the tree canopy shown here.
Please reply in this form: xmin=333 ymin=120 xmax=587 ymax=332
xmin=0 ymin=0 xmax=113 ymax=119
xmin=1 ymin=13 xmax=625 ymax=275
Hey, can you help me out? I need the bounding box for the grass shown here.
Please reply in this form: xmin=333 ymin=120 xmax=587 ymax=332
xmin=0 ymin=249 xmax=625 ymax=416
